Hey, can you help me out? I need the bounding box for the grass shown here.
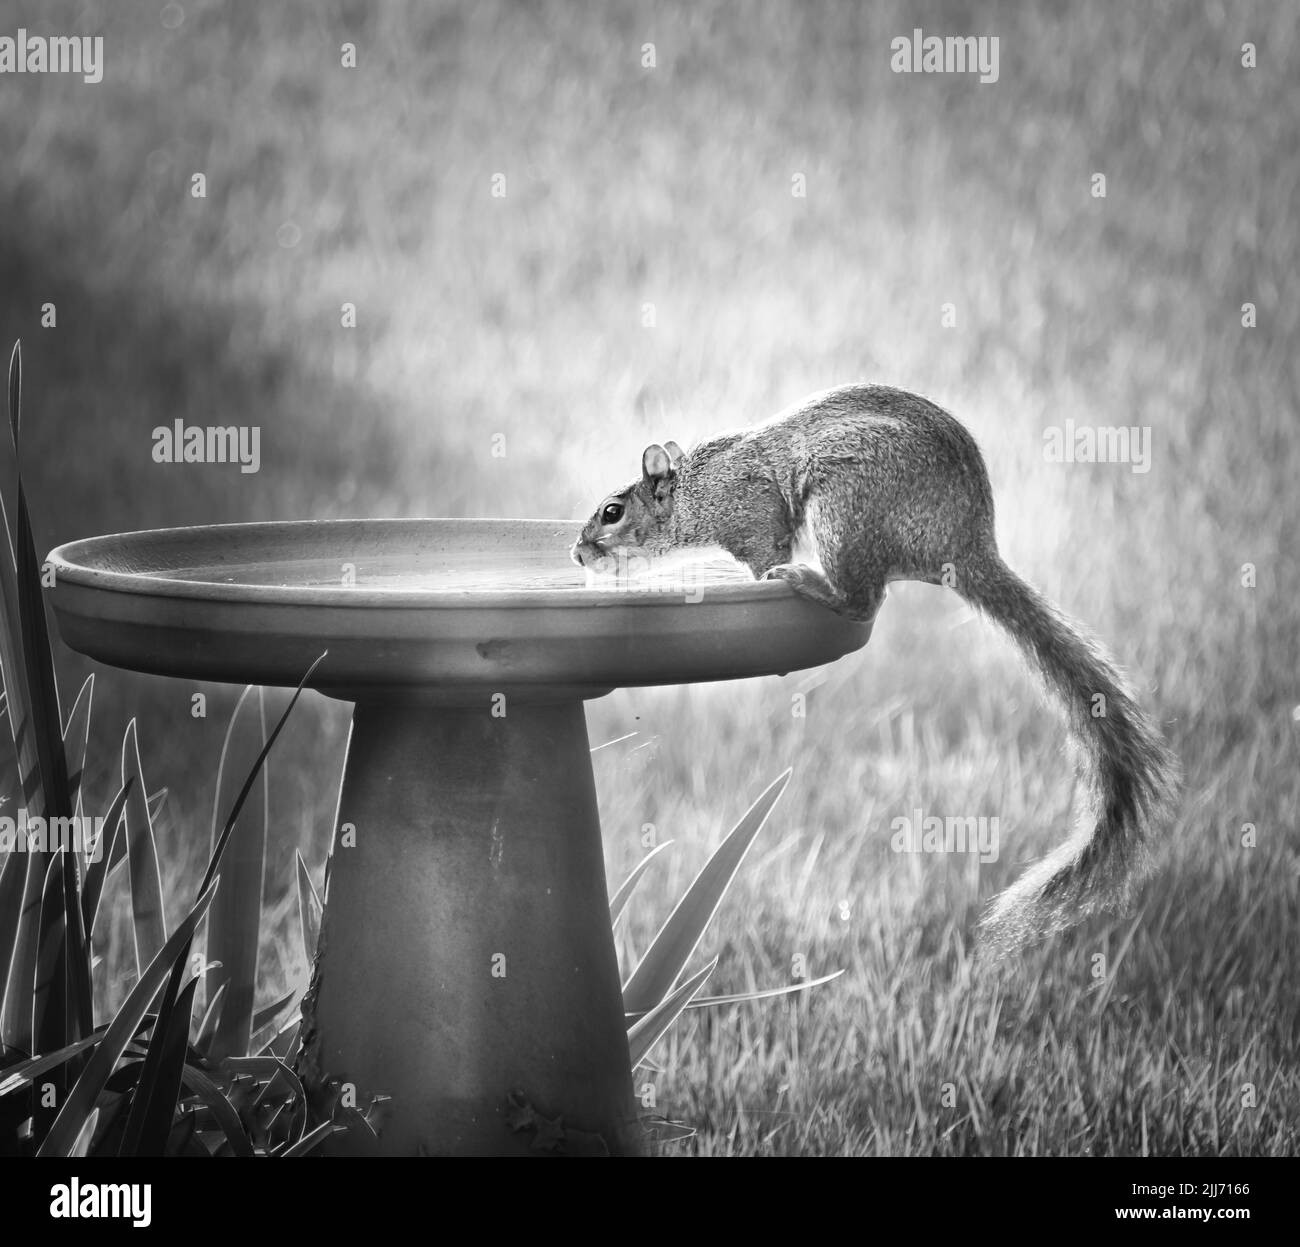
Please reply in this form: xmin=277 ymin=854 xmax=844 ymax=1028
xmin=1 ymin=0 xmax=1297 ymax=1154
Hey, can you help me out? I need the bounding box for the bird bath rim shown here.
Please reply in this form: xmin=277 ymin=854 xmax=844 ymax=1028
xmin=46 ymin=518 xmax=873 ymax=705
xmin=46 ymin=517 xmax=793 ymax=610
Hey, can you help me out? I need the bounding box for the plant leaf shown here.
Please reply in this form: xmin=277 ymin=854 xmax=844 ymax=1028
xmin=5 ymin=341 xmax=89 ymax=1052
xmin=199 ymin=654 xmax=326 ymax=900
xmin=37 ymin=877 xmax=218 ymax=1158
xmin=81 ymin=779 xmax=132 ymax=935
xmin=204 ymin=686 xmax=268 ymax=1061
xmin=0 ymin=1021 xmax=126 ymax=1095
xmin=193 ymin=980 xmax=227 ymax=1055
xmin=686 ymin=968 xmax=845 ymax=1010
xmin=295 ymin=850 xmax=322 ymax=965
xmin=118 ymin=974 xmax=200 ymax=1155
xmin=623 ymin=968 xmax=847 ymax=1022
xmin=281 ymin=1118 xmax=343 ymax=1158
xmin=264 ymin=1018 xmax=300 ymax=1061
xmin=621 ymin=770 xmax=790 ymax=1015
xmin=626 ymin=958 xmax=717 ymax=1068
xmin=608 ymin=838 xmax=674 ymax=924
xmin=6 ymin=340 xmax=19 ymax=445
xmin=0 ymin=850 xmax=37 ymax=1053
xmin=121 ymin=655 xmax=324 ymax=1155
xmin=250 ymin=989 xmax=298 ymax=1040
xmin=69 ymin=1106 xmax=98 ymax=1157
xmin=62 ymin=673 xmax=93 ymax=818
xmin=120 ymin=720 xmax=168 ymax=974
xmin=242 ymin=1053 xmax=306 ymax=1132
xmin=32 ymin=852 xmax=70 ymax=1086
xmin=0 ymin=344 xmax=36 ymax=1050
xmin=177 ymin=1063 xmax=254 ymax=1157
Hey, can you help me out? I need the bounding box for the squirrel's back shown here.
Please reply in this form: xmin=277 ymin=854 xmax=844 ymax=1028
xmin=727 ymin=385 xmax=998 ymax=568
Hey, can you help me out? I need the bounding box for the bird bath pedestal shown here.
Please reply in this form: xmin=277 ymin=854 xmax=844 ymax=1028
xmin=47 ymin=519 xmax=871 ymax=1155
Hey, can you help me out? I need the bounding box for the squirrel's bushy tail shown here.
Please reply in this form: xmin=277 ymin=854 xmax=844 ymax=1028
xmin=959 ymin=552 xmax=1180 ymax=955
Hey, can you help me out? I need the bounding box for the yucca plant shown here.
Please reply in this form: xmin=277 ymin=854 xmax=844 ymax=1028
xmin=0 ymin=342 xmax=345 ymax=1156
xmin=616 ymin=769 xmax=841 ymax=1062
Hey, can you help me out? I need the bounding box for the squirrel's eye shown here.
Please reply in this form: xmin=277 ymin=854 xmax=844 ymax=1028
xmin=601 ymin=502 xmax=625 ymax=525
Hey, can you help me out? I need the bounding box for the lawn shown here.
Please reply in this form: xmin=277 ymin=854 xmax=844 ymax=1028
xmin=0 ymin=0 xmax=1296 ymax=1154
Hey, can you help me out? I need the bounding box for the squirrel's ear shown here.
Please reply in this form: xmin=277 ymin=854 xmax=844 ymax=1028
xmin=663 ymin=440 xmax=685 ymax=468
xmin=642 ymin=444 xmax=672 ymax=480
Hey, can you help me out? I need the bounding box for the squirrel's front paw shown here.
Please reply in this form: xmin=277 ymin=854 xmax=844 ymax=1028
xmin=762 ymin=563 xmax=809 ymax=587
xmin=762 ymin=563 xmax=865 ymax=619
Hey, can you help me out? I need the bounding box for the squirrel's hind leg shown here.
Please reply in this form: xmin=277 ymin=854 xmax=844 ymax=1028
xmin=761 ymin=506 xmax=890 ymax=620
xmin=762 ymin=563 xmax=883 ymax=622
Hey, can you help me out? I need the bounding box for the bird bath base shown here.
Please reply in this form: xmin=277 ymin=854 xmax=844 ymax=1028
xmin=48 ymin=519 xmax=872 ymax=1156
xmin=297 ymin=698 xmax=637 ymax=1155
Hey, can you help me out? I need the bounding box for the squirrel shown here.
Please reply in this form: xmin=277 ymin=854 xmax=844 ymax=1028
xmin=572 ymin=384 xmax=1180 ymax=954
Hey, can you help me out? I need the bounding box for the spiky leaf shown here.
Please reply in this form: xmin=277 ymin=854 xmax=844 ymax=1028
xmin=37 ymin=878 xmax=218 ymax=1158
xmin=621 ymin=770 xmax=790 ymax=1015
xmin=120 ymin=721 xmax=168 ymax=975
xmin=626 ymin=959 xmax=717 ymax=1068
xmin=204 ymin=686 xmax=268 ymax=1061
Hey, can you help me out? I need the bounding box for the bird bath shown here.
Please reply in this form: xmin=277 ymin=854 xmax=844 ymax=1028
xmin=46 ymin=518 xmax=872 ymax=1155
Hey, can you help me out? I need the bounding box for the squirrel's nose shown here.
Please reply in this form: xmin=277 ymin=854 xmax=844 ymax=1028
xmin=570 ymin=542 xmax=586 ymax=568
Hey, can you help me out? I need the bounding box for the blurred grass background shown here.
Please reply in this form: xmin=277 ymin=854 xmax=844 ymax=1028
xmin=1 ymin=0 xmax=1297 ymax=1153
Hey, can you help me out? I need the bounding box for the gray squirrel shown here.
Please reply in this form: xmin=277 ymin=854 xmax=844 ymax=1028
xmin=572 ymin=384 xmax=1180 ymax=954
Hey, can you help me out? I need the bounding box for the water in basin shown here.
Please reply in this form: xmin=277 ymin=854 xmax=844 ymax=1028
xmin=150 ymin=550 xmax=755 ymax=593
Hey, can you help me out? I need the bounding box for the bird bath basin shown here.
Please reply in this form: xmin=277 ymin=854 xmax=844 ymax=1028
xmin=47 ymin=518 xmax=872 ymax=1155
